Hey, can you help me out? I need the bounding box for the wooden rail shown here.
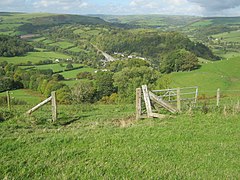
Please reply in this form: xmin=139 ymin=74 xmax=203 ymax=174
xmin=26 ymin=91 xmax=57 ymax=122
xmin=27 ymin=96 xmax=52 ymax=115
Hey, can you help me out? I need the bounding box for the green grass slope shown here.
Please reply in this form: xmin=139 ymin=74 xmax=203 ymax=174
xmin=97 ymin=14 xmax=200 ymax=28
xmin=0 ymin=13 xmax=108 ymax=35
xmin=190 ymin=17 xmax=240 ymax=27
xmin=0 ymin=89 xmax=44 ymax=105
xmin=170 ymin=56 xmax=240 ymax=95
xmin=212 ymin=30 xmax=240 ymax=42
xmin=0 ymin=51 xmax=71 ymax=64
xmin=0 ymin=104 xmax=239 ymax=179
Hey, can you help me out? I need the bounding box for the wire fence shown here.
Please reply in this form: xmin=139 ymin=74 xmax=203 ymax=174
xmin=152 ymin=87 xmax=240 ymax=112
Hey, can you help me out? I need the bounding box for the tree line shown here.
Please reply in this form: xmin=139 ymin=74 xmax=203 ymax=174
xmin=95 ymin=29 xmax=219 ymax=73
xmin=0 ymin=59 xmax=170 ymax=104
xmin=0 ymin=35 xmax=34 ymax=57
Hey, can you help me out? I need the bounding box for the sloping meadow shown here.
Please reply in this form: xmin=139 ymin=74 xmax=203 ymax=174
xmin=0 ymin=104 xmax=239 ymax=179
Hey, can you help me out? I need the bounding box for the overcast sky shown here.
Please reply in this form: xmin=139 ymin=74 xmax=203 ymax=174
xmin=0 ymin=0 xmax=240 ymax=16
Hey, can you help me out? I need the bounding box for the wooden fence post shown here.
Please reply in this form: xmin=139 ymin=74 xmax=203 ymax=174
xmin=136 ymin=88 xmax=142 ymax=120
xmin=195 ymin=87 xmax=198 ymax=104
xmin=217 ymin=88 xmax=220 ymax=107
xmin=177 ymin=88 xmax=181 ymax=112
xmin=51 ymin=91 xmax=57 ymax=122
xmin=142 ymin=85 xmax=153 ymax=118
xmin=6 ymin=91 xmax=11 ymax=111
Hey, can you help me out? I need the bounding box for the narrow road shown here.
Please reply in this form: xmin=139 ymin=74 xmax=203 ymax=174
xmin=92 ymin=44 xmax=116 ymax=62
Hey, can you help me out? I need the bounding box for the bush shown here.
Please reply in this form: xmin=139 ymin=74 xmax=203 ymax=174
xmin=0 ymin=109 xmax=14 ymax=122
xmin=76 ymin=72 xmax=93 ymax=80
xmin=66 ymin=63 xmax=73 ymax=70
xmin=71 ymin=81 xmax=96 ymax=103
xmin=99 ymin=93 xmax=119 ymax=104
xmin=0 ymin=96 xmax=27 ymax=105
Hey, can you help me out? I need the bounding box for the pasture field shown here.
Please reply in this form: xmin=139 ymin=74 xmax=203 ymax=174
xmin=60 ymin=67 xmax=95 ymax=79
xmin=21 ymin=63 xmax=83 ymax=73
xmin=170 ymin=56 xmax=240 ymax=95
xmin=42 ymin=39 xmax=55 ymax=45
xmin=0 ymin=104 xmax=239 ymax=179
xmin=0 ymin=52 xmax=71 ymax=64
xmin=31 ymin=37 xmax=46 ymax=42
xmin=67 ymin=46 xmax=83 ymax=53
xmin=190 ymin=20 xmax=212 ymax=27
xmin=49 ymin=41 xmax=75 ymax=49
xmin=212 ymin=30 xmax=240 ymax=43
xmin=0 ymin=89 xmax=44 ymax=105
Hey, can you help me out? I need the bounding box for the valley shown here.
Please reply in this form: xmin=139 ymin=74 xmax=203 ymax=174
xmin=1 ymin=12 xmax=240 ymax=179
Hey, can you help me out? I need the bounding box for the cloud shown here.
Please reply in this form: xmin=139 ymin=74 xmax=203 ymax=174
xmin=0 ymin=0 xmax=29 ymax=11
xmin=0 ymin=0 xmax=239 ymax=16
xmin=188 ymin=0 xmax=240 ymax=11
xmin=0 ymin=0 xmax=16 ymax=5
xmin=128 ymin=0 xmax=202 ymax=15
xmin=0 ymin=0 xmax=88 ymax=13
xmin=33 ymin=0 xmax=88 ymax=12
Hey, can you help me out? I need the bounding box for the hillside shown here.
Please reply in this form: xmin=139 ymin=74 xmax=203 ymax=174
xmin=190 ymin=17 xmax=240 ymax=27
xmin=170 ymin=56 xmax=240 ymax=96
xmin=0 ymin=13 xmax=109 ymax=35
xmin=0 ymin=104 xmax=240 ymax=179
xmin=93 ymin=14 xmax=200 ymax=29
xmin=1 ymin=12 xmax=240 ymax=179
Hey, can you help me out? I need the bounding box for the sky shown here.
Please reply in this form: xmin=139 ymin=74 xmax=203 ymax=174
xmin=0 ymin=0 xmax=240 ymax=17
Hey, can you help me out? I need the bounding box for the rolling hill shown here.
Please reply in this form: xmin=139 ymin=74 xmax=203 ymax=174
xmin=0 ymin=13 xmax=109 ymax=35
xmin=169 ymin=56 xmax=240 ymax=96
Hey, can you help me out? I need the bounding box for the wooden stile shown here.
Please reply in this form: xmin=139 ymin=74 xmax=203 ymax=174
xmin=148 ymin=91 xmax=178 ymax=113
xmin=141 ymin=85 xmax=153 ymax=118
xmin=136 ymin=88 xmax=142 ymax=120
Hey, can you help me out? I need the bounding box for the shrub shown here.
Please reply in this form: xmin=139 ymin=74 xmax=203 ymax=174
xmin=76 ymin=72 xmax=93 ymax=80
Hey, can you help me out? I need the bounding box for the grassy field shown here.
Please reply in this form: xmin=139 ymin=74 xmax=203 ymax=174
xmin=0 ymin=52 xmax=71 ymax=64
xmin=21 ymin=63 xmax=83 ymax=73
xmin=61 ymin=79 xmax=83 ymax=87
xmin=0 ymin=104 xmax=239 ymax=179
xmin=0 ymin=89 xmax=44 ymax=105
xmin=212 ymin=30 xmax=240 ymax=42
xmin=170 ymin=56 xmax=240 ymax=96
xmin=0 ymin=13 xmax=53 ymax=35
xmin=67 ymin=46 xmax=83 ymax=53
xmin=60 ymin=67 xmax=95 ymax=79
xmin=49 ymin=41 xmax=75 ymax=49
xmin=31 ymin=37 xmax=46 ymax=42
xmin=190 ymin=20 xmax=213 ymax=27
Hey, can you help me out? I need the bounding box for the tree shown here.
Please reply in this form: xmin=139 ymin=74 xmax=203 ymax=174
xmin=0 ymin=67 xmax=5 ymax=76
xmin=71 ymin=81 xmax=96 ymax=103
xmin=66 ymin=63 xmax=73 ymax=70
xmin=0 ymin=77 xmax=14 ymax=92
xmin=56 ymin=86 xmax=72 ymax=104
xmin=160 ymin=49 xmax=199 ymax=73
xmin=76 ymin=72 xmax=93 ymax=80
xmin=43 ymin=80 xmax=66 ymax=97
xmin=113 ymin=66 xmax=161 ymax=101
xmin=0 ymin=35 xmax=34 ymax=57
xmin=95 ymin=71 xmax=115 ymax=99
xmin=52 ymin=74 xmax=64 ymax=81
